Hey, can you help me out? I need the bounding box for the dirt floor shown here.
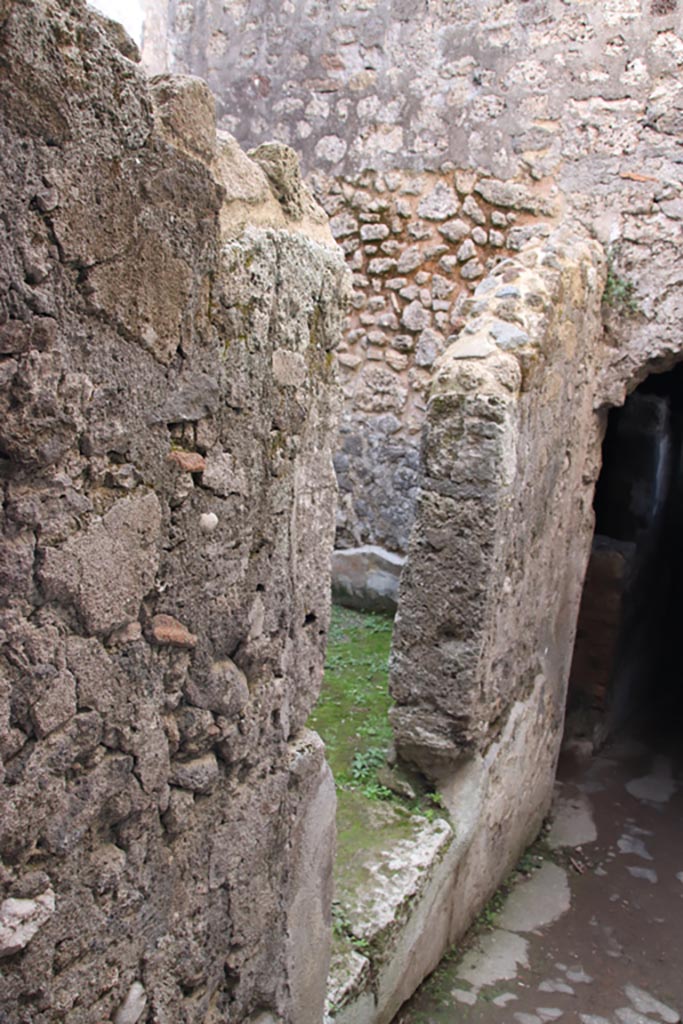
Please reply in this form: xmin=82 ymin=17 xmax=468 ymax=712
xmin=394 ymin=733 xmax=683 ymax=1024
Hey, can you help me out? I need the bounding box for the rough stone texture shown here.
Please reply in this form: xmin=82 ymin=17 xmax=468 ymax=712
xmin=390 ymin=230 xmax=606 ymax=778
xmin=0 ymin=3 xmax=348 ymax=1021
xmin=136 ymin=2 xmax=683 ymax=1015
xmin=140 ymin=0 xmax=683 ymax=557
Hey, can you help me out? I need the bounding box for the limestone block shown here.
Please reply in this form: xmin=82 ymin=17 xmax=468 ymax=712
xmin=360 ymin=223 xmax=390 ymax=241
xmin=461 ymin=258 xmax=484 ymax=280
xmin=462 ymin=195 xmax=486 ymax=225
xmin=415 ymin=328 xmax=444 ymax=368
xmin=202 ymin=451 xmax=249 ymax=496
xmin=330 ymin=212 xmax=359 ymax=238
xmin=401 ymin=300 xmax=431 ymax=332
xmin=397 ymin=246 xmax=425 ymax=274
xmin=249 ymin=141 xmax=307 ymax=218
xmin=475 ymin=178 xmax=555 ymax=215
xmin=283 ymin=732 xmax=336 ymax=1024
xmin=391 ymin=230 xmax=605 ymax=779
xmin=457 ymin=238 xmax=476 ymax=262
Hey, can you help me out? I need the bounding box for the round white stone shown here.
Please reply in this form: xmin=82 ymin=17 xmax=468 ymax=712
xmin=200 ymin=512 xmax=219 ymax=533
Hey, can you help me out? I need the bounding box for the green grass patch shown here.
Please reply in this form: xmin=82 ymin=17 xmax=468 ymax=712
xmin=308 ymin=604 xmax=395 ymax=796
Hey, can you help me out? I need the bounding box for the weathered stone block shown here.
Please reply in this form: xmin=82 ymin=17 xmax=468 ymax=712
xmin=391 ymin=230 xmax=605 ymax=779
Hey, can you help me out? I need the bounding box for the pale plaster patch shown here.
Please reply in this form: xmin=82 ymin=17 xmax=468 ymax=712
xmin=497 ymin=863 xmax=571 ymax=933
xmin=549 ymin=789 xmax=597 ymax=849
xmin=624 ymin=984 xmax=681 ymax=1023
xmin=626 ymin=761 xmax=677 ymax=805
xmin=493 ymin=992 xmax=518 ymax=1007
xmin=626 ymin=866 xmax=658 ymax=884
xmin=566 ymin=967 xmax=593 ymax=984
xmin=456 ymin=929 xmax=529 ymax=992
xmin=451 ymin=987 xmax=477 ymax=1005
xmin=616 ymin=1008 xmax=658 ymax=1024
xmin=617 ymin=835 xmax=653 ymax=861
xmin=539 ymin=979 xmax=575 ymax=995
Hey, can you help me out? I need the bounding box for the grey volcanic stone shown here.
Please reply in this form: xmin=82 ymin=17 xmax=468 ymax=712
xmin=39 ymin=492 xmax=162 ymax=637
xmin=418 ymin=182 xmax=459 ymax=221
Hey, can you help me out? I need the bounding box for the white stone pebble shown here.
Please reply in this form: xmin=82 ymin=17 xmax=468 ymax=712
xmin=200 ymin=512 xmax=219 ymax=533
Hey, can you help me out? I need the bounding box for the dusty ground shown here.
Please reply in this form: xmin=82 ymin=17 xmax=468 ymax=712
xmin=395 ymin=733 xmax=683 ymax=1024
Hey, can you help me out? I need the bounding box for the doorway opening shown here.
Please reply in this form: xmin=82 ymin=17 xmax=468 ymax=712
xmin=567 ymin=363 xmax=683 ymax=749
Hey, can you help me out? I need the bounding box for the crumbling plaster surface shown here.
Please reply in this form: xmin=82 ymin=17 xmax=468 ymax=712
xmin=0 ymin=2 xmax=349 ymax=1021
xmin=142 ymin=0 xmax=683 ymax=552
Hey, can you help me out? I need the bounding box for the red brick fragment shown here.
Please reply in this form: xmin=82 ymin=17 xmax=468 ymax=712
xmin=168 ymin=450 xmax=206 ymax=473
xmin=151 ymin=614 xmax=198 ymax=649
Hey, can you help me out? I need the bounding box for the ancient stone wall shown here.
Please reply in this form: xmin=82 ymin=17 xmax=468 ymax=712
xmin=141 ymin=0 xmax=683 ymax=556
xmin=390 ymin=230 xmax=607 ymax=777
xmin=0 ymin=3 xmax=348 ymax=1021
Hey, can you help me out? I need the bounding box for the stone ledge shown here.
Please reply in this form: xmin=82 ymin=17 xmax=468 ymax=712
xmin=326 ymin=677 xmax=557 ymax=1024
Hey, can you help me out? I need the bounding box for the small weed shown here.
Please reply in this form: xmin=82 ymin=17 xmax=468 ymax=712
xmin=331 ymin=899 xmax=373 ymax=957
xmin=308 ymin=605 xmax=397 ymax=804
xmin=603 ymin=245 xmax=640 ymax=316
xmin=331 ymin=900 xmax=350 ymax=940
xmin=350 ymin=746 xmax=386 ymax=782
xmin=360 ymin=781 xmax=393 ymax=801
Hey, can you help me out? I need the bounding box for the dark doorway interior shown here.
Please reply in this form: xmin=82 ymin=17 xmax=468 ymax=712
xmin=567 ymin=363 xmax=683 ymax=746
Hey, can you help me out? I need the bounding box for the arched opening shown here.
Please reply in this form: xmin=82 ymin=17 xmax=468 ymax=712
xmin=566 ymin=363 xmax=683 ymax=750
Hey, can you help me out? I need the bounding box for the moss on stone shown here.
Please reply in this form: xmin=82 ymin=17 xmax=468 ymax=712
xmin=311 ymin=605 xmax=454 ymax=1018
xmin=308 ymin=604 xmax=395 ymax=789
